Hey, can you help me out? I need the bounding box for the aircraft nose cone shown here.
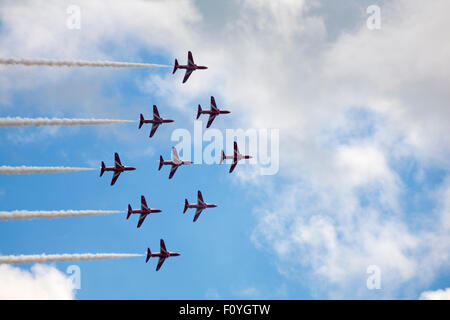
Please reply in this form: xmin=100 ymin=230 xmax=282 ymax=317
xmin=131 ymin=167 xmax=136 ymax=170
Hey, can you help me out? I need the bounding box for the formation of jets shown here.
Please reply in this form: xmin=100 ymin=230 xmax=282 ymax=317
xmin=97 ymin=52 xmax=253 ymax=271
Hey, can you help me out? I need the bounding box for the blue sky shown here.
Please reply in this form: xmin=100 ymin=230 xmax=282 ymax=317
xmin=1 ymin=0 xmax=450 ymax=300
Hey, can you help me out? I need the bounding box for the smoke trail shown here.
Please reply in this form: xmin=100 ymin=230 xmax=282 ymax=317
xmin=0 ymin=210 xmax=122 ymax=221
xmin=0 ymin=117 xmax=134 ymax=127
xmin=0 ymin=58 xmax=170 ymax=68
xmin=0 ymin=166 xmax=94 ymax=174
xmin=0 ymin=253 xmax=142 ymax=265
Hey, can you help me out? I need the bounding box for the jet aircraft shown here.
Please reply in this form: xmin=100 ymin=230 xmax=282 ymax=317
xmin=173 ymin=51 xmax=208 ymax=83
xmin=146 ymin=239 xmax=180 ymax=271
xmin=220 ymin=141 xmax=253 ymax=173
xmin=100 ymin=153 xmax=135 ymax=185
xmin=197 ymin=96 xmax=230 ymax=128
xmin=139 ymin=105 xmax=174 ymax=138
xmin=127 ymin=195 xmax=162 ymax=228
xmin=183 ymin=190 xmax=217 ymax=222
xmin=159 ymin=147 xmax=193 ymax=179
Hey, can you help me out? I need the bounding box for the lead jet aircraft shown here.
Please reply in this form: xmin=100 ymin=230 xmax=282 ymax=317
xmin=220 ymin=141 xmax=253 ymax=173
xmin=197 ymin=96 xmax=231 ymax=128
xmin=173 ymin=51 xmax=208 ymax=83
xmin=139 ymin=105 xmax=174 ymax=138
xmin=183 ymin=190 xmax=217 ymax=222
xmin=127 ymin=195 xmax=162 ymax=228
xmin=146 ymin=239 xmax=180 ymax=271
xmin=159 ymin=146 xmax=192 ymax=179
xmin=100 ymin=153 xmax=136 ymax=186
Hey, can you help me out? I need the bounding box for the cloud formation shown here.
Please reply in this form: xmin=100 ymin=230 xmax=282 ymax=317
xmin=419 ymin=288 xmax=450 ymax=300
xmin=0 ymin=264 xmax=75 ymax=299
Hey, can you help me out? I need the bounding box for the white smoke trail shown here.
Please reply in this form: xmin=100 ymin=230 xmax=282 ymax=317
xmin=0 ymin=210 xmax=122 ymax=221
xmin=0 ymin=117 xmax=134 ymax=127
xmin=0 ymin=58 xmax=170 ymax=68
xmin=0 ymin=166 xmax=95 ymax=174
xmin=0 ymin=253 xmax=142 ymax=265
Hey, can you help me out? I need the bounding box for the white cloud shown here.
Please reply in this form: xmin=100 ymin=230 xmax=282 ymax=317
xmin=419 ymin=288 xmax=450 ymax=300
xmin=0 ymin=264 xmax=75 ymax=299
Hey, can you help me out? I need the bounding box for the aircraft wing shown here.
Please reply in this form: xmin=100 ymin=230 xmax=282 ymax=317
xmin=172 ymin=147 xmax=180 ymax=162
xmin=234 ymin=141 xmax=240 ymax=156
xmin=210 ymin=96 xmax=218 ymax=111
xmin=229 ymin=161 xmax=238 ymax=174
xmin=156 ymin=257 xmax=166 ymax=271
xmin=153 ymin=105 xmax=161 ymax=120
xmin=150 ymin=123 xmax=160 ymax=138
xmin=188 ymin=51 xmax=195 ymax=66
xmin=197 ymin=190 xmax=205 ymax=205
xmin=160 ymin=239 xmax=168 ymax=254
xmin=182 ymin=69 xmax=193 ymax=83
xmin=193 ymin=208 xmax=204 ymax=222
xmin=206 ymin=114 xmax=217 ymax=128
xmin=169 ymin=164 xmax=179 ymax=179
xmin=137 ymin=213 xmax=147 ymax=228
xmin=114 ymin=153 xmax=122 ymax=168
xmin=141 ymin=195 xmax=148 ymax=210
xmin=110 ymin=171 xmax=121 ymax=185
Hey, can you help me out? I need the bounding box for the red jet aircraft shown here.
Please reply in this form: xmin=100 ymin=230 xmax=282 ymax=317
xmin=197 ymin=96 xmax=231 ymax=128
xmin=159 ymin=146 xmax=192 ymax=179
xmin=183 ymin=190 xmax=217 ymax=222
xmin=173 ymin=51 xmax=208 ymax=83
xmin=146 ymin=239 xmax=180 ymax=271
xmin=127 ymin=195 xmax=162 ymax=228
xmin=220 ymin=141 xmax=253 ymax=173
xmin=139 ymin=105 xmax=174 ymax=138
xmin=100 ymin=153 xmax=135 ymax=185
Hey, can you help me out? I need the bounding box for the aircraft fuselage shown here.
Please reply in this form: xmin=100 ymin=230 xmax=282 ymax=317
xmin=141 ymin=118 xmax=174 ymax=124
xmin=161 ymin=160 xmax=192 ymax=166
xmin=104 ymin=166 xmax=136 ymax=172
xmin=200 ymin=109 xmax=231 ymax=115
xmin=129 ymin=208 xmax=162 ymax=215
xmin=177 ymin=64 xmax=208 ymax=71
xmin=187 ymin=203 xmax=217 ymax=209
xmin=148 ymin=251 xmax=180 ymax=258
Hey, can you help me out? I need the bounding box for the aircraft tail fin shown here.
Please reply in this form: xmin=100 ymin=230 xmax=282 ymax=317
xmin=139 ymin=114 xmax=144 ymax=129
xmin=158 ymin=156 xmax=164 ymax=171
xmin=146 ymin=248 xmax=151 ymax=263
xmin=172 ymin=59 xmax=179 ymax=74
xmin=183 ymin=199 xmax=189 ymax=214
xmin=196 ymin=104 xmax=202 ymax=120
xmin=220 ymin=150 xmax=226 ymax=164
xmin=127 ymin=205 xmax=132 ymax=219
xmin=100 ymin=161 xmax=105 ymax=176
